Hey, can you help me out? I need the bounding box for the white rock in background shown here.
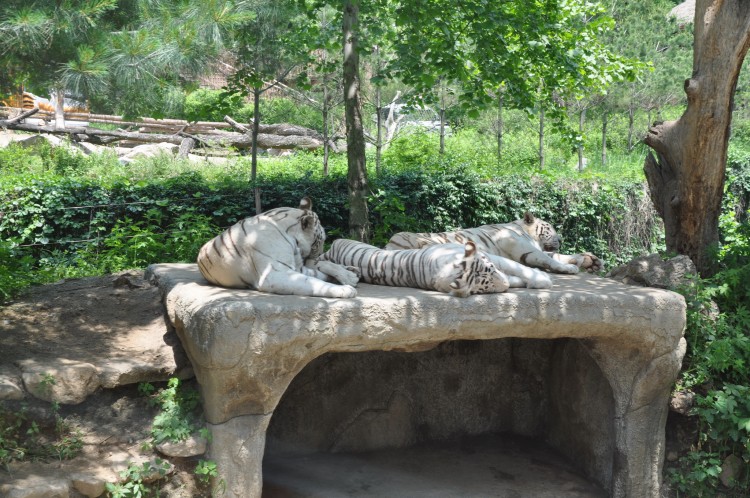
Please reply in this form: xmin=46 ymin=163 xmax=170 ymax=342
xmin=118 ymin=142 xmax=179 ymax=165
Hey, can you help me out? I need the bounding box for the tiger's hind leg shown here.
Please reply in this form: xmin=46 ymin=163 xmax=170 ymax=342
xmin=257 ymin=270 xmax=357 ymax=298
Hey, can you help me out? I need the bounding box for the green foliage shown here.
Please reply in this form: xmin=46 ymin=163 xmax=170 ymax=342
xmin=0 ymin=240 xmax=37 ymax=303
xmin=194 ymin=459 xmax=218 ymax=485
xmin=143 ymin=378 xmax=203 ymax=445
xmin=668 ymin=173 xmax=750 ymax=494
xmin=238 ymin=97 xmax=324 ymax=132
xmin=184 ymin=88 xmax=244 ymax=123
xmin=105 ymin=459 xmax=172 ymax=498
xmin=0 ymin=401 xmax=83 ymax=469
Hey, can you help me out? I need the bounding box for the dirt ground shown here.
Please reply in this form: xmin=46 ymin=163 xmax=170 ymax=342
xmin=0 ymin=271 xmax=208 ymax=496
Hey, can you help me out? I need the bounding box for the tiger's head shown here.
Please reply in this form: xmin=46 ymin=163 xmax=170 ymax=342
xmin=448 ymin=242 xmax=510 ymax=297
xmin=519 ymin=212 xmax=561 ymax=252
xmin=297 ymin=197 xmax=326 ymax=259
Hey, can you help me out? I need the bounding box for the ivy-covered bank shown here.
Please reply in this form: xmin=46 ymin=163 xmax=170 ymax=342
xmin=0 ymin=167 xmax=662 ymax=293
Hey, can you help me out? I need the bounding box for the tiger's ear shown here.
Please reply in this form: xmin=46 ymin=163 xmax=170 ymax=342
xmin=463 ymin=241 xmax=477 ymax=257
xmin=523 ymin=211 xmax=535 ymax=225
xmin=299 ymin=197 xmax=313 ymax=211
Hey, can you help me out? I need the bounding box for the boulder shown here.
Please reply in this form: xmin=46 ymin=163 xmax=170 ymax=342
xmin=19 ymin=358 xmax=100 ymax=405
xmin=606 ymin=253 xmax=697 ymax=290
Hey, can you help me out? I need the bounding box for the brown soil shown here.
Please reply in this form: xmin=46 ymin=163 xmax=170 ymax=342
xmin=0 ymin=271 xmax=208 ymax=497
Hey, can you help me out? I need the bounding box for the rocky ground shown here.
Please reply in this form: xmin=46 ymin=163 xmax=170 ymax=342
xmin=0 ymin=271 xmax=207 ymax=497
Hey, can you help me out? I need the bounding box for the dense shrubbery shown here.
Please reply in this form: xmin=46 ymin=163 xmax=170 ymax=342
xmin=0 ymin=158 xmax=662 ymax=298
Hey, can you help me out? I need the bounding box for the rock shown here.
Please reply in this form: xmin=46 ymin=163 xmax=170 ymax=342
xmin=19 ymin=358 xmax=101 ymax=405
xmin=155 ymin=433 xmax=208 ymax=457
xmin=606 ymin=253 xmax=697 ymax=290
xmin=0 ymin=371 xmax=25 ymax=400
xmin=13 ymin=133 xmax=64 ymax=148
xmin=140 ymin=458 xmax=175 ymax=484
xmin=670 ymin=390 xmax=695 ymax=415
xmin=0 ymin=476 xmax=69 ymax=498
xmin=118 ymin=142 xmax=179 ymax=164
xmin=70 ymin=473 xmax=107 ymax=497
xmin=719 ymin=453 xmax=744 ymax=488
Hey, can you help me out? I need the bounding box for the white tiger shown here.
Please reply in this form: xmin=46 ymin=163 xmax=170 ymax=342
xmin=196 ymin=198 xmax=359 ymax=298
xmin=319 ymin=238 xmax=510 ymax=297
xmin=386 ymin=212 xmax=604 ymax=289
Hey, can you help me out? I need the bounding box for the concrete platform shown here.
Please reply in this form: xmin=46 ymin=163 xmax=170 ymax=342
xmin=147 ymin=263 xmax=686 ymax=498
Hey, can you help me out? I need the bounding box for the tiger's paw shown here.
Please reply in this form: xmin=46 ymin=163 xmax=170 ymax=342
xmin=579 ymin=253 xmax=604 ymax=273
xmin=526 ymin=271 xmax=553 ymax=289
xmin=335 ymin=268 xmax=360 ymax=287
xmin=560 ymin=263 xmax=580 ymax=274
xmin=336 ymin=284 xmax=357 ymax=298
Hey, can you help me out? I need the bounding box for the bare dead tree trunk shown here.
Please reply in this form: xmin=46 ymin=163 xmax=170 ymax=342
xmin=644 ymin=0 xmax=750 ymax=274
xmin=343 ymin=0 xmax=369 ymax=242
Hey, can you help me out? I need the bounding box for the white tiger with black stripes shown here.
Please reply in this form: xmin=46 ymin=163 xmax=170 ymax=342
xmin=196 ymin=198 xmax=359 ymax=298
xmin=386 ymin=212 xmax=604 ymax=289
xmin=319 ymin=238 xmax=510 ymax=297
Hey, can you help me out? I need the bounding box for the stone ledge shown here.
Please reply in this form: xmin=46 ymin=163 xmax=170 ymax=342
xmin=147 ymin=263 xmax=686 ymax=498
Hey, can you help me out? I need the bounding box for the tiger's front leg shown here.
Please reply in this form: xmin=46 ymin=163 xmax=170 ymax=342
xmin=257 ymin=269 xmax=357 ymax=298
xmin=307 ymin=260 xmax=360 ymax=287
xmin=485 ymin=254 xmax=553 ymax=289
xmin=549 ymin=252 xmax=604 ymax=273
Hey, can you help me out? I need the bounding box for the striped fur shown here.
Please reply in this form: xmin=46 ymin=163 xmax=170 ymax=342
xmin=320 ymin=239 xmax=510 ymax=297
xmin=196 ymin=198 xmax=358 ymax=298
xmin=386 ymin=212 xmax=604 ymax=288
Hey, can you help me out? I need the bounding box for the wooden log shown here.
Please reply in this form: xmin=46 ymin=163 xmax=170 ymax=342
xmin=0 ymin=120 xmax=323 ymax=150
xmin=178 ymin=137 xmax=196 ymax=158
xmin=0 ymin=107 xmax=40 ymax=126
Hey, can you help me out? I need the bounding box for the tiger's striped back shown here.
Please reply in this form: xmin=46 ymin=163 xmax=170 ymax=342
xmin=322 ymin=239 xmax=509 ymax=297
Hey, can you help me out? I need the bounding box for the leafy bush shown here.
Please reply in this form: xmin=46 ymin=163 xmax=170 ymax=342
xmin=235 ymin=97 xmax=324 ymax=132
xmin=184 ymin=88 xmax=244 ymax=122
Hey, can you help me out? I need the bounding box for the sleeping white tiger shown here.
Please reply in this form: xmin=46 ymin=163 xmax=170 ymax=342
xmin=319 ymin=238 xmax=510 ymax=297
xmin=386 ymin=212 xmax=603 ymax=289
xmin=196 ymin=198 xmax=359 ymax=298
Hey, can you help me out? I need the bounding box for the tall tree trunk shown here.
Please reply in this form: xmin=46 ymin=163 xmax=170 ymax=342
xmin=601 ymin=111 xmax=608 ymax=167
xmin=323 ymin=80 xmax=330 ymax=177
xmin=627 ymin=103 xmax=635 ymax=152
xmin=252 ymin=87 xmax=262 ymax=215
xmin=538 ymin=107 xmax=545 ymax=170
xmin=375 ymin=79 xmax=383 ymax=177
xmin=644 ymin=0 xmax=750 ymax=275
xmin=577 ymin=108 xmax=586 ymax=172
xmin=496 ymin=91 xmax=504 ymax=164
xmin=343 ymin=0 xmax=369 ymax=242
xmin=374 ymin=45 xmax=383 ymax=177
xmin=439 ymin=79 xmax=446 ymax=155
